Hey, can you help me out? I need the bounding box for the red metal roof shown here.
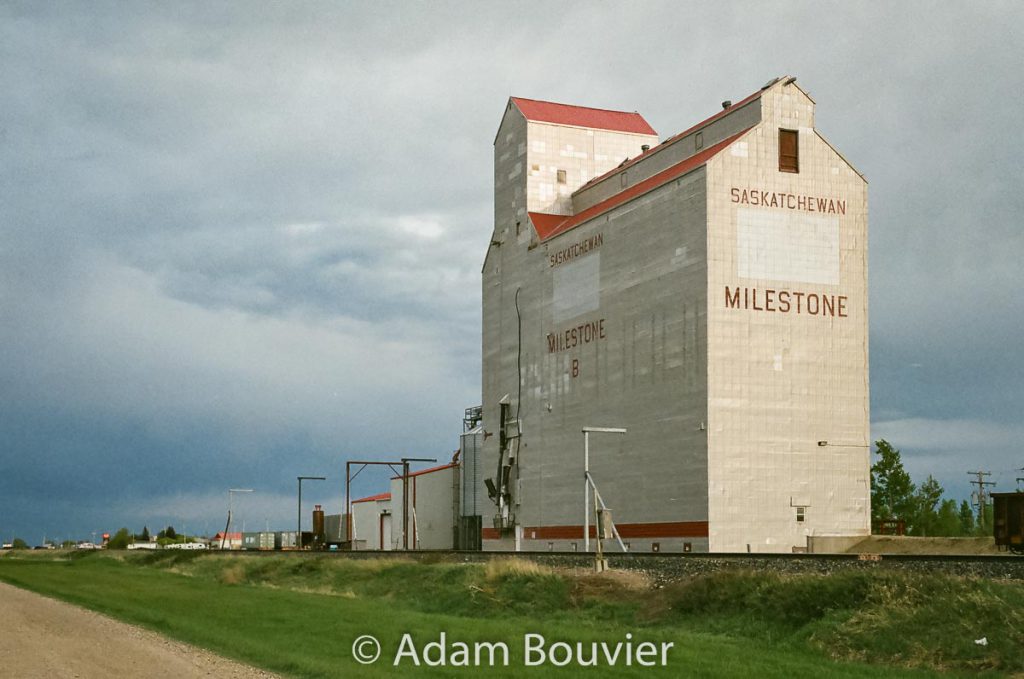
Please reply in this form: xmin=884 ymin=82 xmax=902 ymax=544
xmin=352 ymin=492 xmax=391 ymax=504
xmin=511 ymin=97 xmax=657 ymax=136
xmin=530 ymin=127 xmax=752 ymax=242
xmin=578 ymin=87 xmax=763 ymax=193
xmin=390 ymin=462 xmax=458 ymax=480
xmin=212 ymin=532 xmax=242 ymax=540
xmin=527 ymin=212 xmax=566 ymax=238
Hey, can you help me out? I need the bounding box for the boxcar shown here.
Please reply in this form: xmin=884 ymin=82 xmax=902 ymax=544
xmin=993 ymin=492 xmax=1024 ymax=554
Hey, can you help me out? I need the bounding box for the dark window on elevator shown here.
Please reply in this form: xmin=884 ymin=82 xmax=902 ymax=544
xmin=695 ymin=131 xmax=703 ymax=150
xmin=779 ymin=129 xmax=799 ymax=173
xmin=796 ymin=506 xmax=806 ymax=523
xmin=556 ymin=169 xmax=567 ymax=184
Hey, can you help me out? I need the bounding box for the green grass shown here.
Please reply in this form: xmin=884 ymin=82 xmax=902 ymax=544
xmin=2 ymin=551 xmax=1017 ymax=677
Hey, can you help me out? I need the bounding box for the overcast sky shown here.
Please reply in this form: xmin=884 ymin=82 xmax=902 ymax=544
xmin=2 ymin=2 xmax=1022 ymax=543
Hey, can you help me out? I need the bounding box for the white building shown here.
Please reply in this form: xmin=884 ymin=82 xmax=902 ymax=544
xmin=389 ymin=462 xmax=458 ymax=550
xmin=479 ymin=76 xmax=869 ymax=553
xmin=350 ymin=492 xmax=392 ymax=550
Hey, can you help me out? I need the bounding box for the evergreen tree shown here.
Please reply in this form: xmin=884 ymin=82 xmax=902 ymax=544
xmin=958 ymin=500 xmax=975 ymax=534
xmin=974 ymin=503 xmax=994 ymax=536
xmin=934 ymin=499 xmax=962 ymax=536
xmin=141 ymin=525 xmax=150 ymax=541
xmin=870 ymin=439 xmax=916 ymax=527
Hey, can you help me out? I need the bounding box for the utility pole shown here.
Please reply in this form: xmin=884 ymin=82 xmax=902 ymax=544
xmin=967 ymin=470 xmax=996 ymax=530
xmin=222 ymin=488 xmax=253 ymax=549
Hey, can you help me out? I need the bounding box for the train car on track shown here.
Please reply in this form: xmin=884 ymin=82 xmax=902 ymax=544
xmin=992 ymin=492 xmax=1024 ymax=554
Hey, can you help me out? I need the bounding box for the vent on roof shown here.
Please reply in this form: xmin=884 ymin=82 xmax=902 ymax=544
xmin=721 ymin=100 xmax=732 ymax=109
xmin=641 ymin=144 xmax=650 ymax=152
xmin=618 ymin=157 xmax=630 ymax=168
xmin=762 ymin=77 xmax=781 ymax=90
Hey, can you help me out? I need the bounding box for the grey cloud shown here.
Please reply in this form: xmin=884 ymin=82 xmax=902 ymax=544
xmin=1 ymin=2 xmax=1022 ymax=539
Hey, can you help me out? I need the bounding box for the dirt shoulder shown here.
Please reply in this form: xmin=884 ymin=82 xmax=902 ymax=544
xmin=0 ymin=581 xmax=280 ymax=679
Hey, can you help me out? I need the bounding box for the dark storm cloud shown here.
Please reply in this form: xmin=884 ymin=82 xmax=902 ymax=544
xmin=1 ymin=2 xmax=1022 ymax=540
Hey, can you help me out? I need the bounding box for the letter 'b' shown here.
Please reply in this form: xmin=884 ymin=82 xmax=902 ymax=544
xmin=524 ymin=634 xmax=545 ymax=666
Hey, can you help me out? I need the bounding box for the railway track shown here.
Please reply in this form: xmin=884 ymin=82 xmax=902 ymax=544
xmin=209 ymin=548 xmax=1023 ymax=564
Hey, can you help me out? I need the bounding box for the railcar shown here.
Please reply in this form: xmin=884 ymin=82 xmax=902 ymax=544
xmin=993 ymin=492 xmax=1024 ymax=554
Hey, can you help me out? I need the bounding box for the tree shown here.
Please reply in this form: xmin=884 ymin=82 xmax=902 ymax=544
xmin=958 ymin=500 xmax=975 ymax=535
xmin=140 ymin=526 xmax=150 ymax=542
xmin=870 ymin=439 xmax=916 ymax=527
xmin=911 ymin=475 xmax=944 ymax=536
xmin=107 ymin=527 xmax=131 ymax=550
xmin=974 ymin=502 xmax=994 ymax=537
xmin=934 ymin=499 xmax=962 ymax=536
xmin=11 ymin=537 xmax=28 ymax=549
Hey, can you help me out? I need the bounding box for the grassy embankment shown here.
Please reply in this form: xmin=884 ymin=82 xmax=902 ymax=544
xmin=1 ymin=550 xmax=1022 ymax=677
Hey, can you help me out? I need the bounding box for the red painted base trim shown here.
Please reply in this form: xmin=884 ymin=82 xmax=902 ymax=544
xmin=481 ymin=521 xmax=708 ymax=542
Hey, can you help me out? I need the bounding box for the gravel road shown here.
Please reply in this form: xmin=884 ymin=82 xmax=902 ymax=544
xmin=0 ymin=581 xmax=281 ymax=678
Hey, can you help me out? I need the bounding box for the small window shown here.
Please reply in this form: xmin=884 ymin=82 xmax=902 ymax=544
xmin=683 ymin=542 xmax=692 ymax=553
xmin=556 ymin=169 xmax=566 ymax=184
xmin=620 ymin=172 xmax=627 ymax=188
xmin=695 ymin=132 xmax=703 ymax=150
xmin=651 ymin=542 xmax=661 ymax=552
xmin=779 ymin=129 xmax=799 ymax=173
xmin=796 ymin=506 xmax=806 ymax=523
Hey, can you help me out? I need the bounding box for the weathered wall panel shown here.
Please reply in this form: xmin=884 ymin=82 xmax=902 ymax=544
xmin=704 ymin=82 xmax=870 ymax=552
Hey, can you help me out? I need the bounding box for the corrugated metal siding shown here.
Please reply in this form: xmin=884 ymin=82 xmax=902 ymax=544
xmin=460 ymin=428 xmax=484 ymax=517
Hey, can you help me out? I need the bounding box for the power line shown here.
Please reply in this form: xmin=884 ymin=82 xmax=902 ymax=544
xmin=967 ymin=470 xmax=996 ymax=530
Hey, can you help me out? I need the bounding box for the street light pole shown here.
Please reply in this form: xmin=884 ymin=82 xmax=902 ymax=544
xmin=581 ymin=427 xmax=626 ymax=552
xmin=222 ymin=489 xmax=253 ymax=549
xmin=297 ymin=476 xmax=326 ymax=550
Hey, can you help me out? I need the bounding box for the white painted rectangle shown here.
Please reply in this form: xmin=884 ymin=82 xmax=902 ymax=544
xmin=736 ymin=208 xmax=839 ymax=285
xmin=553 ymin=253 xmax=600 ymax=322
